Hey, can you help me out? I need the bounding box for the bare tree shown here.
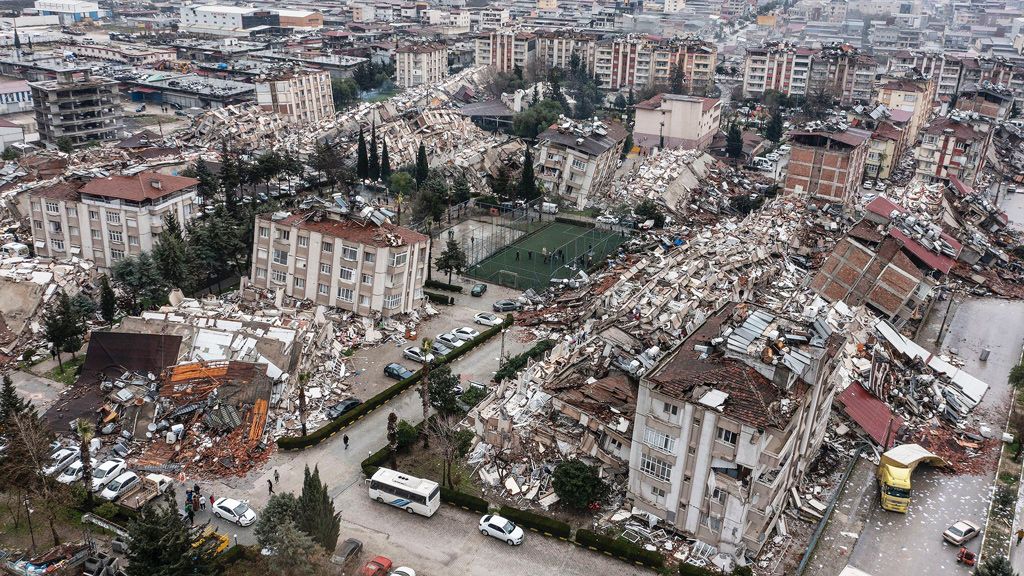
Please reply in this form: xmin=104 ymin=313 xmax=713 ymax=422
xmin=428 ymin=415 xmax=474 ymax=489
xmin=420 ymin=337 xmax=433 ymax=449
xmin=2 ymin=410 xmax=68 ymax=548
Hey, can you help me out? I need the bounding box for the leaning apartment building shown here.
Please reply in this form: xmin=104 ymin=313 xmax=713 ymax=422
xmin=627 ymin=302 xmax=845 ymax=556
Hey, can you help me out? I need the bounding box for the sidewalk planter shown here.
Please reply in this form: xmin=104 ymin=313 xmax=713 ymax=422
xmin=424 ymin=280 xmax=463 ymax=293
xmin=277 ymin=317 xmax=511 ymax=451
xmin=574 ymin=529 xmax=664 ymax=569
xmin=361 ymin=445 xmax=391 ymax=477
xmin=424 ymin=291 xmax=455 ymax=305
xmin=498 ymin=505 xmax=571 ymax=539
xmin=441 ymin=488 xmax=490 ymax=514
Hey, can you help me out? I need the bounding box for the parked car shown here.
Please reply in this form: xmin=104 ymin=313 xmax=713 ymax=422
xmin=101 ymin=471 xmax=140 ymax=501
xmin=91 ymin=458 xmax=127 ymax=492
xmin=874 ymin=181 xmax=886 ymax=191
xmin=359 ymin=556 xmax=393 ymax=576
xmin=391 ymin=568 xmax=416 ymax=576
xmin=618 ymin=218 xmax=637 ymax=229
xmin=326 ymin=398 xmax=362 ymax=420
xmin=134 ymin=104 xmax=146 ymax=113
xmin=862 ymin=192 xmax=878 ymax=203
xmin=384 ymin=363 xmax=415 ymax=380
xmin=57 ymin=460 xmax=83 ymax=484
xmin=436 ymin=333 xmax=465 ymax=350
xmin=212 ymin=497 xmax=256 ymax=526
xmin=329 ymin=538 xmax=363 ymax=566
xmin=44 ymin=447 xmax=80 ymax=476
xmin=943 ymin=520 xmax=981 ymax=545
xmin=863 ymin=180 xmax=875 ymax=189
xmin=470 ymin=283 xmax=487 ymax=297
xmin=474 ymin=312 xmax=501 ymax=327
xmin=595 ymin=214 xmax=619 ymax=225
xmin=492 ymin=300 xmax=519 ymax=312
xmin=452 ymin=327 xmax=480 ymax=341
xmin=430 ymin=341 xmax=452 ymax=357
xmin=404 ymin=347 xmax=435 ymax=364
xmin=479 ymin=514 xmax=525 ymax=546
xmin=257 ymin=192 xmax=269 ymax=202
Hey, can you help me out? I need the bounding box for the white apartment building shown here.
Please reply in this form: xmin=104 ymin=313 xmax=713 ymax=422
xmin=535 ymin=119 xmax=628 ymax=209
xmin=395 ymin=43 xmax=449 ymax=88
xmin=249 ymin=208 xmax=429 ymax=317
xmin=742 ymin=44 xmax=814 ymax=99
xmin=479 ymin=7 xmax=510 ymax=29
xmin=634 ymin=93 xmax=721 ymax=151
xmin=255 ymin=69 xmax=335 ymax=125
xmin=29 ymin=173 xmax=199 ymax=270
xmin=628 ymin=303 xmax=846 ymax=556
xmin=664 ymin=0 xmax=685 ymax=13
xmin=475 ymin=29 xmax=536 ymax=73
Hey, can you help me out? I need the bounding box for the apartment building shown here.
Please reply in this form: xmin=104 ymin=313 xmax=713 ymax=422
xmin=536 ymin=30 xmax=596 ymax=71
xmin=255 ymin=69 xmax=335 ymax=125
xmin=535 ymin=118 xmax=628 ymax=209
xmin=628 ymin=302 xmax=846 ymax=555
xmin=784 ymin=128 xmax=870 ymax=205
xmin=807 ymin=45 xmax=876 ymax=105
xmin=955 ymin=83 xmax=1015 ymax=121
xmin=479 ymin=7 xmax=511 ymax=29
xmin=876 ymin=74 xmax=934 ymax=144
xmin=29 ymin=172 xmax=199 ymax=270
xmin=742 ymin=42 xmax=874 ymax=105
xmin=593 ymin=35 xmax=716 ymax=92
xmin=886 ymin=51 xmax=964 ymax=99
xmin=742 ymin=43 xmax=814 ymax=99
xmin=914 ymin=115 xmax=993 ymax=186
xmin=720 ymin=0 xmax=752 ymax=19
xmin=633 ymin=93 xmax=721 ymax=151
xmin=395 ymin=42 xmax=449 ymax=88
xmin=474 ymin=29 xmax=536 ymax=73
xmin=30 ymin=68 xmax=123 ymax=148
xmin=249 ymin=208 xmax=429 ymax=317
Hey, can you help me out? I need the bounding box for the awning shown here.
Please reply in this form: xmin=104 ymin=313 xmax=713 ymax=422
xmin=837 ymin=382 xmax=903 ymax=448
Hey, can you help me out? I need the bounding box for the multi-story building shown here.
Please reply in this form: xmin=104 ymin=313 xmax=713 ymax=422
xmin=784 ymin=127 xmax=870 ymax=205
xmin=479 ymin=7 xmax=511 ymax=29
xmin=29 ymin=68 xmax=123 ymax=148
xmin=955 ymin=83 xmax=1015 ymax=121
xmin=664 ymin=0 xmax=685 ymax=12
xmin=70 ymin=43 xmax=177 ymax=65
xmin=633 ymin=93 xmax=721 ymax=151
xmin=255 ymin=69 xmax=335 ymax=125
xmin=742 ymin=42 xmax=875 ymax=105
xmin=875 ymin=74 xmax=934 ymax=144
xmin=179 ymin=5 xmax=321 ymax=36
xmin=627 ymin=302 xmax=846 ymax=556
xmin=395 ymin=42 xmax=449 ymax=88
xmin=0 ymin=79 xmax=33 ymax=115
xmin=29 ymin=172 xmax=199 ymax=269
xmin=275 ymin=9 xmax=323 ymax=28
xmin=249 ymin=206 xmax=429 ymax=317
xmin=593 ymin=35 xmax=716 ymax=92
xmin=807 ymin=44 xmax=876 ymax=105
xmin=474 ymin=29 xmax=536 ymax=73
xmin=34 ymin=0 xmax=103 ymax=24
xmin=536 ymin=30 xmax=597 ymax=71
xmin=720 ymin=0 xmax=752 ymax=19
xmin=535 ymin=118 xmax=628 ymax=209
xmin=886 ymin=51 xmax=964 ymax=99
xmin=915 ymin=115 xmax=993 ymax=186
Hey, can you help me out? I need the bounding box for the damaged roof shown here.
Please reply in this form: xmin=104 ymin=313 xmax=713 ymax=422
xmin=80 ymin=172 xmax=199 ymax=202
xmin=262 ymin=211 xmax=429 ymax=247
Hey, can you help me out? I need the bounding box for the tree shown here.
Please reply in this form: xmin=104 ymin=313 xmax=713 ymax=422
xmin=975 ymin=556 xmax=1016 ymax=576
xmin=194 ymin=160 xmax=218 ymax=204
xmin=42 ymin=291 xmax=76 ymax=369
xmin=0 ymin=373 xmax=30 ymax=434
xmin=512 ymin=99 xmax=563 ymax=139
xmin=356 ymin=127 xmax=368 ymax=180
xmin=74 ymin=419 xmax=94 ymax=505
xmin=296 ymin=466 xmax=341 ymax=553
xmin=415 ymin=142 xmax=430 ymax=186
xmin=428 ymin=415 xmax=474 ymax=488
xmin=622 ymin=132 xmax=633 ymax=158
xmin=2 ymin=147 xmax=21 ymax=161
xmin=55 ymin=137 xmax=73 ymax=154
xmin=396 ymin=420 xmax=418 ymax=450
xmin=490 ymin=165 xmax=512 ymax=198
xmin=1 ymin=407 xmax=68 ymax=549
xmin=671 ymin=60 xmax=686 ymax=95
xmin=97 ymin=276 xmax=116 ymax=323
xmin=219 ymin=140 xmax=240 ymax=214
xmin=765 ymin=107 xmax=784 ymax=143
xmin=452 ymin=174 xmax=472 ymax=204
xmin=424 ymin=364 xmax=462 ymax=415
xmin=517 ymin=148 xmax=540 ymax=201
xmin=573 ymin=91 xmax=595 ymax=120
xmin=552 ymin=459 xmax=610 ymax=511
xmin=368 ymin=123 xmax=380 ymax=181
xmin=726 ymin=122 xmax=744 ymax=159
xmin=614 ymin=93 xmax=627 ymax=110
xmin=435 ymin=237 xmax=468 ymax=286
xmin=1009 ymin=364 xmax=1024 ymax=388
xmin=255 ymin=492 xmax=300 ymax=549
xmin=112 ymin=252 xmax=167 ymax=315
xmin=389 ymin=172 xmax=414 ymax=209
xmin=125 ymin=495 xmax=220 ymax=576
xmin=387 ymin=412 xmax=399 ymax=470
xmin=152 ymin=213 xmax=191 ymax=293
xmin=380 ymin=139 xmax=391 ymax=182
xmin=331 ymin=77 xmax=359 ymax=108
xmin=419 ymin=337 xmax=433 ymax=448
xmin=635 ymin=199 xmax=666 ymax=228
xmin=266 ymin=520 xmax=328 ymax=576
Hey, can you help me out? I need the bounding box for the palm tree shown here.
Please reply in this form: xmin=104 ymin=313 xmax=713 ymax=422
xmin=75 ymin=419 xmax=95 ymax=504
xmin=420 ymin=337 xmax=433 ymax=449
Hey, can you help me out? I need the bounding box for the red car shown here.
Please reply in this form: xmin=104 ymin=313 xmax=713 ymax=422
xmin=360 ymin=556 xmax=393 ymax=576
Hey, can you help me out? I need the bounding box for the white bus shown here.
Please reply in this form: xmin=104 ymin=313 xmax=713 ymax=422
xmin=368 ymin=467 xmax=441 ymax=517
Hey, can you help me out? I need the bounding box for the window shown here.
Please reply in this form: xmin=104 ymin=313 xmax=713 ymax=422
xmin=50 ymin=238 xmax=64 ymax=251
xmin=66 ymin=207 xmax=77 ymax=217
xmin=106 ymin=212 xmax=121 ymax=225
xmin=339 ymin=267 xmax=354 ymax=281
xmin=364 ymin=251 xmax=376 ymax=263
xmin=273 ymin=249 xmax=288 ymax=265
xmin=91 ymin=229 xmax=101 ymax=239
xmin=649 ymin=485 xmax=667 ymax=505
xmin=33 ymin=220 xmax=42 ymax=230
xmin=255 ymin=267 xmax=267 ymax=279
xmin=126 ymin=218 xmax=136 ymax=228
xmin=48 ymin=221 xmax=62 ymax=233
xmin=321 ymin=241 xmax=333 ymax=253
xmin=278 ymin=229 xmax=290 ymax=241
xmin=359 ymin=295 xmax=370 ymax=306
xmin=389 ymin=252 xmax=408 ymax=267
xmin=259 ymin=226 xmax=270 ymax=238
xmin=644 ymin=427 xmax=676 ymax=453
xmin=688 ymin=445 xmax=696 ymax=455
xmin=30 ymin=201 xmax=39 ymax=212
xmin=701 ymin=514 xmax=722 ymax=533
xmin=337 ymin=287 xmax=353 ymax=302
xmin=89 ymin=210 xmax=98 ymax=220
xmin=298 ymin=235 xmax=309 ymax=247
xmin=342 ymin=246 xmax=358 ymax=261
xmin=294 ymin=277 xmax=305 ymax=288
xmin=128 ymin=235 xmax=139 ymax=246
xmin=711 ymin=487 xmax=726 ymax=504
xmin=640 ymin=453 xmax=672 ymax=481
xmin=361 ymin=273 xmax=373 ymax=285
xmin=384 ymin=294 xmax=401 ymax=309
xmin=320 ymin=263 xmax=332 ymax=275
xmin=271 ymin=269 xmax=287 ymax=283
xmin=109 ymin=230 xmax=123 ymax=244
xmin=110 ymin=248 xmax=124 ymax=261
xmin=45 ymin=201 xmax=59 ymax=214
xmin=317 ymin=282 xmax=328 ymax=295
xmin=571 ymin=158 xmax=586 ymax=170
xmin=69 ymin=225 xmax=79 ymax=237
xmin=716 ymin=427 xmax=738 ymax=446
xmin=663 ymin=402 xmax=678 ymax=416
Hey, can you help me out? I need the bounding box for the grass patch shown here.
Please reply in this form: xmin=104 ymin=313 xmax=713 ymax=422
xmin=398 ymin=447 xmax=482 ymax=497
xmin=44 ymin=356 xmax=85 ymax=385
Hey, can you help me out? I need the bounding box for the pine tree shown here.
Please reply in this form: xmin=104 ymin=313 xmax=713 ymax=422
xmin=125 ymin=496 xmax=219 ymax=576
xmin=415 ymin=142 xmax=429 ymax=186
xmin=726 ymin=122 xmax=744 ymax=159
xmin=12 ymin=29 xmax=20 ymax=51
xmin=368 ymin=123 xmax=379 ymax=181
xmin=516 ymin=148 xmax=539 ymax=201
xmin=194 ymin=160 xmax=218 ymax=203
xmin=671 ymin=60 xmax=686 ymax=95
xmin=42 ymin=291 xmax=75 ymax=369
xmin=152 ymin=213 xmax=191 ymax=293
xmin=0 ymin=372 xmax=30 ymax=433
xmin=297 ymin=466 xmax=341 ymax=553
xmin=380 ymin=138 xmax=391 ymax=182
xmin=219 ymin=141 xmax=240 ymax=215
xmin=435 ymin=236 xmax=468 ymax=285
xmin=356 ymin=127 xmax=368 ymax=180
xmin=765 ymin=107 xmax=784 ymax=143
xmin=99 ymin=275 xmax=116 ymax=324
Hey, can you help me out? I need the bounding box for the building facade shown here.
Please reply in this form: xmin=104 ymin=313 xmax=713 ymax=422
xmin=784 ymin=128 xmax=870 ymax=204
xmin=395 ymin=42 xmax=449 ymax=88
xmin=29 ymin=172 xmax=199 ymax=269
xmin=535 ymin=119 xmax=628 ymax=209
xmin=30 ymin=68 xmax=123 ymax=148
xmin=70 ymin=43 xmax=176 ymax=65
xmin=0 ymin=79 xmax=33 ymax=115
xmin=875 ymin=75 xmax=934 ymax=144
xmin=255 ymin=69 xmax=335 ymax=125
xmin=633 ymin=93 xmax=721 ymax=151
xmin=34 ymin=0 xmax=102 ymax=24
xmin=593 ymin=36 xmax=716 ymax=92
xmin=249 ymin=209 xmax=429 ymax=317
xmin=914 ymin=116 xmax=993 ymax=186
xmin=474 ymin=29 xmax=536 ymax=73
xmin=742 ymin=42 xmax=875 ymax=105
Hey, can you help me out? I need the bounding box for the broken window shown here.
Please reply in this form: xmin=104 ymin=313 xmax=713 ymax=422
xmin=701 ymin=514 xmax=722 ymax=533
xmin=88 ymin=210 xmax=98 ymax=220
xmin=278 ymin=229 xmax=290 ymax=241
xmin=649 ymin=485 xmax=667 ymax=505
xmin=711 ymin=487 xmax=726 ymax=504
xmin=390 ymin=252 xmax=408 ymax=267
xmin=716 ymin=427 xmax=738 ymax=446
xmin=364 ymin=251 xmax=376 ymax=263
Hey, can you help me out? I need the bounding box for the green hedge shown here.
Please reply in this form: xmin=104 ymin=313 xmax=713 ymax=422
xmin=425 ymin=279 xmax=463 ymax=293
xmin=424 ymin=291 xmax=455 ymax=305
xmin=441 ymin=488 xmax=490 ymax=513
xmin=575 ymin=529 xmax=664 ymax=568
xmin=499 ymin=505 xmax=571 ymax=539
xmin=216 ymin=545 xmax=251 ymax=567
xmin=679 ymin=564 xmax=717 ymax=576
xmin=494 ymin=339 xmax=555 ymax=382
xmin=278 ymin=317 xmax=511 ymax=450
xmin=361 ymin=444 xmax=392 ymax=476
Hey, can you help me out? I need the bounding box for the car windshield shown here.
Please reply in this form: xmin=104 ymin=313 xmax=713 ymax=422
xmin=232 ymin=502 xmax=250 ymax=517
xmin=501 ymin=520 xmax=516 ymax=534
xmin=884 ymin=486 xmax=911 ymax=498
xmin=108 ymin=479 xmax=123 ymax=490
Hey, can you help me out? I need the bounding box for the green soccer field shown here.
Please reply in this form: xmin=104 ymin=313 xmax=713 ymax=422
xmin=466 ymin=222 xmax=625 ymax=291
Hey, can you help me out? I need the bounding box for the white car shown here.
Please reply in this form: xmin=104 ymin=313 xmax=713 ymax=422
xmin=100 ymin=471 xmax=140 ymax=501
xmin=392 ymin=568 xmax=416 ymax=576
xmin=44 ymin=447 xmax=80 ymax=476
xmin=91 ymin=458 xmax=127 ymax=492
xmin=474 ymin=312 xmax=502 ymax=327
xmin=874 ymin=181 xmax=886 ymax=191
xmin=479 ymin=514 xmax=524 ymax=546
xmin=863 ymin=180 xmax=874 ymax=189
xmin=213 ymin=497 xmax=257 ymax=527
xmin=436 ymin=333 xmax=465 ymax=350
xmin=595 ymin=214 xmax=618 ymax=225
xmin=56 ymin=460 xmax=83 ymax=484
xmin=943 ymin=520 xmax=981 ymax=545
xmin=403 ymin=347 xmax=435 ymax=364
xmin=452 ymin=327 xmax=480 ymax=341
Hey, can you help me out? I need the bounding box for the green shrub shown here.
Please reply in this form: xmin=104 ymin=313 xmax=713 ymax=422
xmin=21 ymin=349 xmax=33 ymax=362
xmin=216 ymin=545 xmax=252 ymax=566
xmin=441 ymin=488 xmax=489 ymax=513
xmin=94 ymin=502 xmax=121 ymax=521
xmin=498 ymin=505 xmax=571 ymax=539
xmin=424 ymin=279 xmax=463 ymax=293
xmin=424 ymin=291 xmax=454 ymax=305
xmin=575 ymin=529 xmax=664 ymax=568
xmin=396 ymin=420 xmax=418 ymax=450
xmin=459 ymin=385 xmax=488 ymax=407
xmin=361 ymin=444 xmax=391 ymax=477
xmin=680 ymin=563 xmax=715 ymax=576
xmin=494 ymin=340 xmax=555 ymax=382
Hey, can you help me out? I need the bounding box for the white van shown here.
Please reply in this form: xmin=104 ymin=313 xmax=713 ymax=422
xmin=535 ymin=202 xmax=558 ymax=214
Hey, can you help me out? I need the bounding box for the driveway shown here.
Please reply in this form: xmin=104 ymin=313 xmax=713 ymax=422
xmin=9 ymin=369 xmax=64 ymax=412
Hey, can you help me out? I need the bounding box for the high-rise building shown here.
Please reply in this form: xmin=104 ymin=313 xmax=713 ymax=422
xmin=535 ymin=118 xmax=628 ymax=209
xmin=593 ymin=35 xmax=717 ymax=92
xmin=784 ymin=128 xmax=871 ymax=205
xmin=914 ymin=116 xmax=993 ymax=186
xmin=29 ymin=68 xmax=123 ymax=149
xmin=395 ymin=42 xmax=449 ymax=88
xmin=255 ymin=69 xmax=335 ymax=125
xmin=474 ymin=29 xmax=537 ymax=73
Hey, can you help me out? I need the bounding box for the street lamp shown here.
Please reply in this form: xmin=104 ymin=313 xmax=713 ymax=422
xmin=499 ymin=329 xmax=507 ymax=369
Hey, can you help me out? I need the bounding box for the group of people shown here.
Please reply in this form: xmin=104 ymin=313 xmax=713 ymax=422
xmin=183 ymin=484 xmax=212 ymax=526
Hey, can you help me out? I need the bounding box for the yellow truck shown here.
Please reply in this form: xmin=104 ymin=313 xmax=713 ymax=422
xmin=878 ymin=444 xmax=946 ymax=512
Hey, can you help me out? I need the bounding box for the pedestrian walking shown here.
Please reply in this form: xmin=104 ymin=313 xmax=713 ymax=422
xmin=268 ymin=479 xmax=274 ymax=495
xmin=1016 ymin=528 xmax=1024 ymax=545
xmin=209 ymin=494 xmax=215 ymax=509
xmin=187 ymin=507 xmax=195 ymax=526
xmin=193 ymin=483 xmax=200 ymax=496
xmin=193 ymin=493 xmax=201 ymax=512
xmin=198 ymin=494 xmax=205 ymax=511
xmin=343 ymin=435 xmax=349 ymax=449
xmin=186 ymin=489 xmax=193 ymax=503
xmin=274 ymin=469 xmax=280 ymax=484
xmin=515 ymin=251 xmax=520 ymax=261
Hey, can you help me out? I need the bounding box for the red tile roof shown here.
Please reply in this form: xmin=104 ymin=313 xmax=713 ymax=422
xmin=80 ymin=172 xmax=198 ymax=202
xmin=837 ymin=382 xmax=903 ymax=449
xmin=30 ymin=181 xmax=82 ymax=201
xmin=265 ymin=211 xmax=428 ymax=248
xmin=888 ymin=228 xmax=956 ymax=274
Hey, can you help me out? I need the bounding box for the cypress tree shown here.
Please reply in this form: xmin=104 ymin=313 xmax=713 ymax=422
xmin=356 ymin=127 xmax=368 ymax=180
xmin=297 ymin=465 xmax=341 ymax=553
xmin=368 ymin=123 xmax=379 ymax=181
xmin=415 ymin=142 xmax=429 ymax=186
xmin=517 ymin=148 xmax=539 ymax=201
xmin=99 ymin=275 xmax=116 ymax=323
xmin=380 ymin=139 xmax=391 ymax=182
